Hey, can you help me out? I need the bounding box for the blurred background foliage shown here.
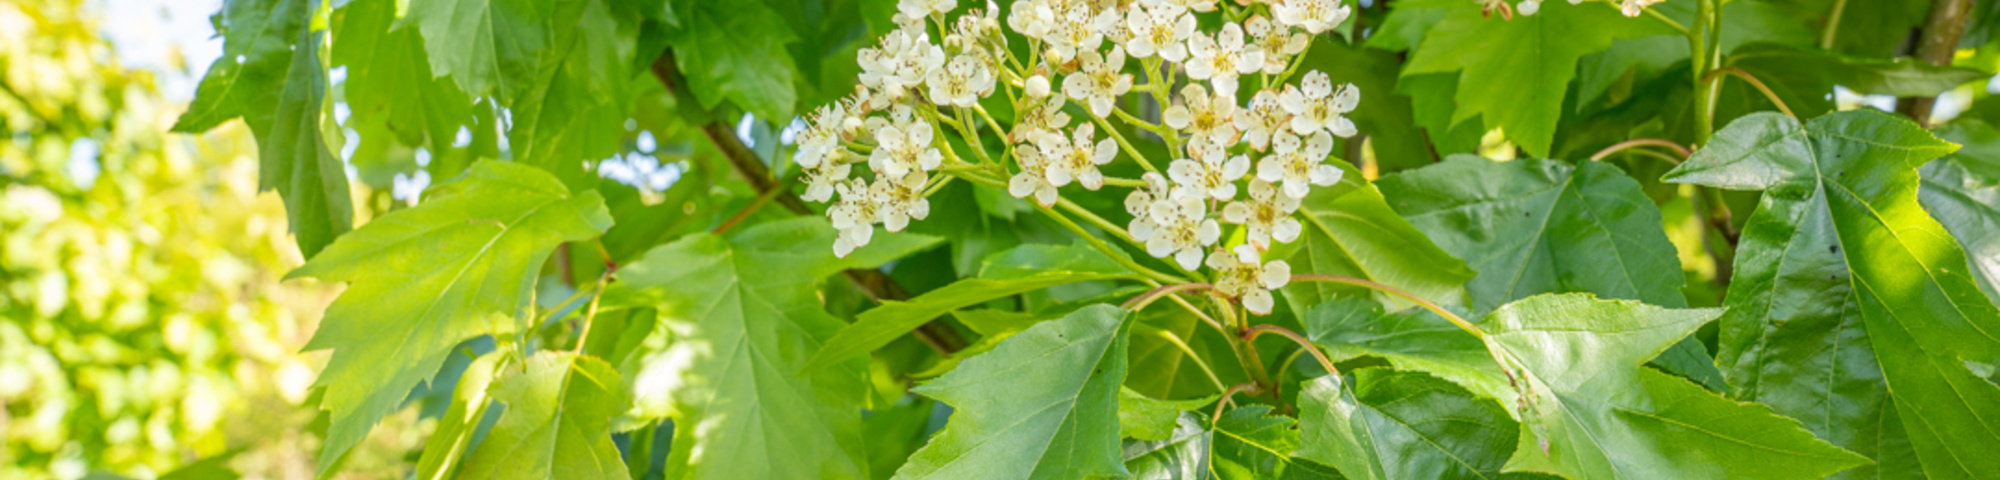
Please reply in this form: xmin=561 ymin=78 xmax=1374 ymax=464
xmin=0 ymin=0 xmax=429 ymax=478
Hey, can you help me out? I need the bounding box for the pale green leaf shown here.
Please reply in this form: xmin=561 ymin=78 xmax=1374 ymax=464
xmin=1118 ymin=388 xmax=1215 ymax=442
xmin=459 ymin=352 xmax=630 ymax=480
xmin=332 ymin=0 xmax=473 ymax=155
xmin=609 ymin=217 xmax=936 ymax=480
xmin=893 ymin=304 xmax=1132 ymax=480
xmin=403 ymin=0 xmax=551 ymax=100
xmin=1302 ymin=297 xmax=1511 ymax=403
xmin=1482 ymin=294 xmax=1869 ymax=480
xmin=173 ymin=0 xmax=306 ymax=133
xmin=289 ymin=160 xmax=612 ymax=476
xmin=806 ymin=271 xmax=1129 ymax=371
xmin=1923 ymin=120 xmax=2000 ymax=305
xmin=507 ymin=0 xmax=633 ymax=186
xmin=1273 ymin=159 xmax=1475 ymax=311
xmin=414 ymin=352 xmax=504 ymax=480
xmin=1666 ymin=110 xmax=2000 ymax=478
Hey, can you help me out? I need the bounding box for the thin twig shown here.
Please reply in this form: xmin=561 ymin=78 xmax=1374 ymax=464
xmin=1701 ymin=67 xmax=1796 ymax=119
xmin=1589 ymin=138 xmax=1691 ymax=163
xmin=712 ymin=182 xmax=787 ymax=235
xmin=1123 ymin=283 xmax=1220 ymax=310
xmin=1212 ymin=383 xmax=1263 ymax=425
xmin=1243 ymin=324 xmax=1339 ymax=377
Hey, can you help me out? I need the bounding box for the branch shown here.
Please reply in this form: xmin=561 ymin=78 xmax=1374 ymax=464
xmin=648 ymin=50 xmax=965 ymax=355
xmin=1896 ymin=0 xmax=1975 ymax=127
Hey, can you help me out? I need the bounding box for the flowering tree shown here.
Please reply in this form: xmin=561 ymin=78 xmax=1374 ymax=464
xmin=158 ymin=0 xmax=2000 ymax=478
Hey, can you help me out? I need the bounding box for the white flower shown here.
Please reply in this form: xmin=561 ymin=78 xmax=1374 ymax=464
xmin=795 ymin=101 xmax=852 ymax=169
xmin=1207 ymin=244 xmax=1291 ymax=315
xmin=1272 ymin=0 xmax=1351 ymax=34
xmin=1036 ymin=123 xmax=1118 ymax=189
xmin=1139 ymin=187 xmax=1221 ymax=270
xmin=1009 ymin=144 xmax=1062 ymax=206
xmin=1013 ymin=95 xmax=1073 ymax=142
xmin=927 ymin=54 xmax=996 ymax=107
xmin=1222 ymin=179 xmax=1303 ymax=248
xmin=1279 ymin=71 xmax=1358 ymax=137
xmin=1256 ymin=130 xmax=1342 ymax=198
xmin=1185 ymin=22 xmax=1264 ymax=98
xmin=802 ymin=161 xmax=852 ymax=203
xmin=829 ymin=179 xmax=882 ymax=257
xmin=1043 ymin=2 xmax=1118 ymax=63
xmin=1517 ymin=0 xmax=1541 ymax=15
xmin=858 ymin=29 xmax=946 ymax=99
xmin=1125 ymin=171 xmax=1171 ymax=218
xmin=1233 ymin=89 xmax=1291 ymax=151
xmin=1169 ymin=138 xmax=1250 ymax=201
xmin=898 ymin=0 xmax=954 ymax=18
xmin=874 ymin=170 xmax=931 ymax=232
xmin=1124 ymin=4 xmax=1196 ymax=62
xmin=868 ymin=107 xmax=944 ymax=178
xmin=1025 ymin=73 xmax=1052 ymax=98
xmin=1008 ymin=0 xmax=1059 ymax=39
xmin=1618 ymin=0 xmax=1663 ymax=16
xmin=1244 ymin=16 xmax=1308 ymax=75
xmin=1163 ymin=83 xmax=1239 ymax=145
xmin=1141 ymin=0 xmax=1216 ymax=13
xmin=1062 ymin=46 xmax=1133 ymax=118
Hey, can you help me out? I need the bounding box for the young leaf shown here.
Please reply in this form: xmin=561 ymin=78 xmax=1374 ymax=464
xmin=892 ymin=304 xmax=1132 ymax=480
xmin=1666 ymin=110 xmax=2000 ymax=478
xmin=608 ymin=218 xmax=937 ymax=480
xmin=288 ymin=160 xmax=612 ymax=476
xmin=1483 ymin=294 xmax=1869 ymax=480
xmin=1377 ymin=155 xmax=1725 ymax=390
xmin=1297 ymin=369 xmax=1516 ymax=480
xmin=1400 ymin=0 xmax=1674 ymax=156
xmin=458 ymin=352 xmax=630 ymax=480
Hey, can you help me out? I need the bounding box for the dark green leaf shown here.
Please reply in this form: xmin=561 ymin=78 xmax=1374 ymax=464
xmin=261 ymin=9 xmax=355 ymax=259
xmin=1119 ymin=388 xmax=1215 ymax=442
xmin=893 ymin=304 xmax=1132 ymax=480
xmin=1273 ymin=160 xmax=1475 ymax=311
xmin=1401 ymin=0 xmax=1674 ymax=156
xmin=1297 ymin=369 xmax=1515 ymax=480
xmin=289 ymin=160 xmax=612 ymax=476
xmin=508 ymin=0 xmax=634 ymax=186
xmin=1376 ymin=155 xmax=1724 ymax=390
xmin=403 ymin=0 xmax=552 ymax=100
xmin=333 ymin=0 xmax=473 ymax=155
xmin=668 ymin=0 xmax=800 ymax=120
xmin=173 ymin=0 xmax=307 ymax=133
xmin=1923 ymin=120 xmax=2000 ymax=304
xmin=1666 ymin=110 xmax=2000 ymax=478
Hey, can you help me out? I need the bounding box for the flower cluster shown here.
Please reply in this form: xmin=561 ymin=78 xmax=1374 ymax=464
xmin=795 ymin=0 xmax=1360 ymax=315
xmin=1490 ymin=0 xmax=1662 ymax=18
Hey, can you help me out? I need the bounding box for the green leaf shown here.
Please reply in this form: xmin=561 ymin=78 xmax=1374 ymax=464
xmin=508 ymin=0 xmax=633 ymax=186
xmin=403 ymin=0 xmax=551 ymax=100
xmin=1273 ymin=160 xmax=1476 ymax=310
xmin=1302 ymin=297 xmax=1512 ymax=403
xmin=1297 ymin=369 xmax=1516 ymax=480
xmin=1376 ymin=155 xmax=1725 ymax=390
xmin=459 ymin=352 xmax=630 ymax=480
xmin=1922 ymin=120 xmax=2000 ymax=305
xmin=1122 ymin=413 xmax=1213 ymax=480
xmin=261 ymin=8 xmax=356 ymax=259
xmin=668 ymin=0 xmax=800 ymax=120
xmin=977 ymin=243 xmax=1132 ymax=279
xmin=609 ymin=217 xmax=936 ymax=480
xmin=414 ymin=352 xmax=504 ymax=480
xmin=807 ymin=271 xmax=1129 ymax=371
xmin=332 ymin=0 xmax=473 ymax=155
xmin=1118 ymin=388 xmax=1215 ymax=442
xmin=1483 ymin=294 xmax=1869 ymax=480
xmin=1401 ymin=0 xmax=1674 ymax=156
xmin=893 ymin=304 xmax=1132 ymax=480
xmin=1209 ymin=405 xmax=1316 ymax=480
xmin=288 ymin=160 xmax=612 ymax=476
xmin=1666 ymin=110 xmax=2000 ymax=478
xmin=172 ymin=0 xmax=307 ymax=133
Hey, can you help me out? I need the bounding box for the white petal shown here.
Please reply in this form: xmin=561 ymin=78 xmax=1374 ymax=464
xmin=1223 ymin=202 xmax=1250 ymax=223
xmin=1261 ymin=260 xmax=1292 ymax=289
xmin=1272 ymin=218 xmax=1302 ymax=243
xmin=1010 ymin=173 xmax=1038 ymax=198
xmin=1164 ymin=106 xmax=1194 ymax=129
xmin=1175 ymin=248 xmax=1204 ymax=271
xmin=1035 ymin=185 xmax=1060 ymax=207
xmin=1093 ymin=140 xmax=1118 ymax=164
xmin=1242 ymin=289 xmax=1274 ymax=315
